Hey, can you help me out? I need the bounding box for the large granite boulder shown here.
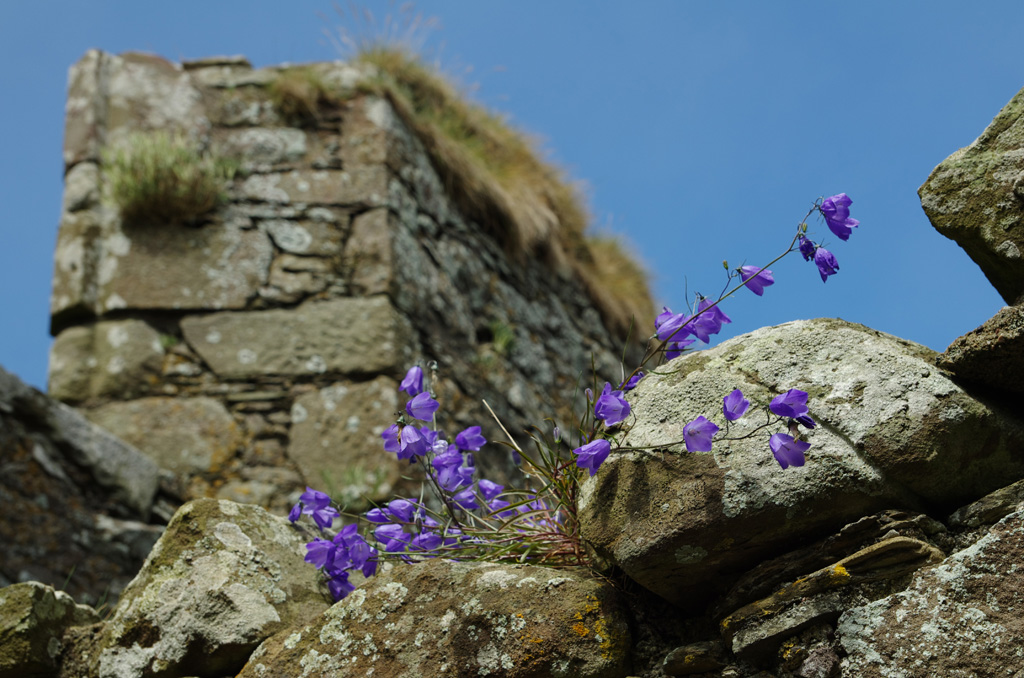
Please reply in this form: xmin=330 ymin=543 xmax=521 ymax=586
xmin=919 ymin=85 xmax=1024 ymax=305
xmin=579 ymin=318 xmax=1024 ymax=610
xmin=838 ymin=505 xmax=1024 ymax=676
xmin=90 ymin=498 xmax=330 ymax=678
xmin=239 ymin=559 xmax=633 ymax=678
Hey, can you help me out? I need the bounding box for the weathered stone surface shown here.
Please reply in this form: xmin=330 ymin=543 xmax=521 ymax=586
xmin=938 ymin=302 xmax=1024 ymax=395
xmin=85 ymin=397 xmax=240 ymax=477
xmin=720 ymin=537 xmax=943 ymax=660
xmin=838 ymin=506 xmax=1024 ymax=676
xmin=216 ymin=127 xmax=307 ymax=170
xmin=260 ymin=253 xmax=333 ymax=303
xmin=63 ymin=161 xmax=101 ymax=212
xmin=948 ymin=477 xmax=1024 ymax=528
xmin=49 ymin=319 xmax=165 ymax=402
xmin=0 ymin=582 xmax=100 ymax=678
xmin=713 ymin=510 xmax=948 ymax=620
xmin=180 ymin=297 xmax=413 ymax=379
xmin=1 ymin=366 xmax=159 ymax=605
xmin=2 ymin=365 xmax=158 ymax=517
xmin=238 ymin=167 xmax=388 ymax=206
xmin=579 ymin=319 xmax=1024 ymax=609
xmin=99 ymin=220 xmax=272 ymax=313
xmin=919 ymin=86 xmax=1024 ymax=304
xmin=64 ymin=50 xmax=208 ymax=168
xmin=93 ymin=499 xmax=330 ymax=678
xmin=662 ymin=641 xmax=728 ymax=676
xmin=287 ymin=377 xmax=402 ymax=506
xmin=239 ymin=559 xmax=632 ymax=678
xmin=345 ymin=207 xmax=395 ymax=295
xmin=52 ymin=211 xmax=273 ymax=321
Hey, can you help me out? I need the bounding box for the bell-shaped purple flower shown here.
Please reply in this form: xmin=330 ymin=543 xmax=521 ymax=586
xmin=621 ymin=372 xmax=644 ymax=391
xmin=572 ymin=439 xmax=611 ymax=477
xmin=794 ymin=414 xmax=816 ymax=429
xmin=453 ymin=486 xmax=480 ymax=510
xmin=683 ymin=416 xmax=720 ymax=452
xmin=814 ymin=247 xmax=839 ymax=282
xmin=769 ymin=433 xmax=811 ymax=469
xmin=738 ymin=266 xmax=775 ymax=296
xmin=690 ymin=298 xmax=732 ymax=343
xmin=327 ymin=571 xmax=356 ymax=601
xmin=304 ymin=537 xmax=336 ymax=569
xmin=297 ymin=487 xmax=339 ymax=530
xmin=381 ymin=424 xmax=400 ymax=454
xmin=666 ymin=339 xmax=695 ymax=360
xmin=656 ymin=309 xmax=694 ymax=342
xmin=769 ymin=389 xmax=809 ymax=419
xmin=398 ymin=425 xmax=428 ymax=460
xmin=406 ymin=392 xmax=440 ymax=420
xmin=386 ymin=498 xmax=417 ymax=523
xmin=723 ymin=389 xmax=750 ymax=421
xmin=399 ymin=366 xmax=424 ymax=396
xmin=820 ymin=193 xmax=859 ymax=241
xmin=594 ymin=382 xmax=631 ymax=426
xmin=455 ymin=426 xmax=487 ymax=451
xmin=478 ymin=479 xmax=504 ymax=501
xmin=798 ymin=236 xmax=817 ymax=261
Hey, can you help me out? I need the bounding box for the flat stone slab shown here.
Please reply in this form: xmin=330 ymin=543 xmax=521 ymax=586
xmin=85 ymin=396 xmax=241 ymax=476
xmin=180 ymin=296 xmax=412 ymax=379
xmin=938 ymin=303 xmax=1024 ymax=395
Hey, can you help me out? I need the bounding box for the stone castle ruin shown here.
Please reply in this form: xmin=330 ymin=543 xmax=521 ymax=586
xmin=3 ymin=49 xmax=1024 ymax=678
xmin=47 ymin=50 xmax=648 ymax=516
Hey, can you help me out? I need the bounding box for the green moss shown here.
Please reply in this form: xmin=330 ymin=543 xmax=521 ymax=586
xmin=103 ymin=131 xmax=237 ymax=225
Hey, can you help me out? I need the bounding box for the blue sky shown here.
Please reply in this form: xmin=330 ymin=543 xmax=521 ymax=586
xmin=1 ymin=2 xmax=1019 ymax=390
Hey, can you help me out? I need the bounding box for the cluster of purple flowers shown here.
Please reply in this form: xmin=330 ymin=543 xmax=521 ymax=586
xmin=799 ymin=193 xmax=859 ymax=282
xmin=292 ymin=365 xmax=567 ymax=600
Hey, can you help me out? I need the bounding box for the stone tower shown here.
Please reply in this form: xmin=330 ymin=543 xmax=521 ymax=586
xmin=49 ymin=50 xmax=647 ymax=515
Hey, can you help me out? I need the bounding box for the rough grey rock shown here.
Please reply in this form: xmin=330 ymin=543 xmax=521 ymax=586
xmin=1 ymin=365 xmax=159 ymax=606
xmin=85 ymin=396 xmax=241 ymax=477
xmin=287 ymin=376 xmax=402 ymax=507
xmin=579 ymin=319 xmax=1024 ymax=609
xmin=919 ymin=85 xmax=1024 ymax=304
xmin=92 ymin=499 xmax=330 ymax=678
xmin=215 ymin=127 xmax=307 ymax=170
xmin=949 ymin=477 xmax=1024 ymax=528
xmin=238 ymin=167 xmax=388 ymax=206
xmin=938 ymin=302 xmax=1024 ymax=395
xmin=48 ymin=319 xmax=165 ymax=403
xmin=239 ymin=559 xmax=632 ymax=678
xmin=0 ymin=582 xmax=100 ymax=678
xmin=1 ymin=365 xmax=158 ymax=517
xmin=180 ymin=297 xmax=413 ymax=379
xmin=838 ymin=505 xmax=1024 ymax=677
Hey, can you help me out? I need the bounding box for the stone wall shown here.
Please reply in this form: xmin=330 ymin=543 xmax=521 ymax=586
xmin=49 ymin=50 xmax=640 ymax=513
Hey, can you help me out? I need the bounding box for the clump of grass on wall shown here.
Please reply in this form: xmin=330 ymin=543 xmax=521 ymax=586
xmin=267 ymin=67 xmax=347 ymax=126
xmin=353 ymin=46 xmax=655 ymax=337
xmin=104 ymin=131 xmax=236 ymax=225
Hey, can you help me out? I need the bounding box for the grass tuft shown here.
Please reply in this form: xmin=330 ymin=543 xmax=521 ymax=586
xmin=267 ymin=66 xmax=347 ymax=126
xmin=352 ymin=46 xmax=654 ymax=337
xmin=103 ymin=131 xmax=236 ymax=225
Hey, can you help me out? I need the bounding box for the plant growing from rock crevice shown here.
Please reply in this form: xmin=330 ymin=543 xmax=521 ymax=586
xmin=103 ymin=130 xmax=237 ymax=226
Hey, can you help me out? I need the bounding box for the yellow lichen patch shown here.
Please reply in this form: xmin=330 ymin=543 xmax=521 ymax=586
xmin=572 ymin=622 xmax=589 ymax=637
xmin=832 ymin=564 xmax=850 ymax=579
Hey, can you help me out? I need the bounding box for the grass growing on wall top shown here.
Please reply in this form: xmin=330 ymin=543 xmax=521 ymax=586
xmin=354 ymin=46 xmax=655 ymax=337
xmin=103 ymin=131 xmax=237 ymax=226
xmin=268 ymin=67 xmax=347 ymax=126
